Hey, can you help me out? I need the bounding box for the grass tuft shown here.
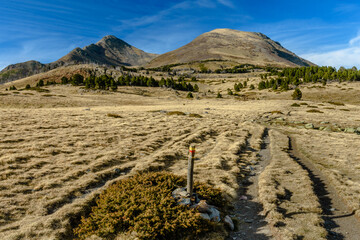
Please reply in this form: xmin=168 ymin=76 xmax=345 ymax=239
xmin=306 ymin=109 xmax=323 ymax=113
xmin=327 ymin=101 xmax=345 ymax=106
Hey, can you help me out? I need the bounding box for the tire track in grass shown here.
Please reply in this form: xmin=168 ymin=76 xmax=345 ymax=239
xmin=229 ymin=128 xmax=273 ymax=240
xmin=288 ymin=136 xmax=360 ymax=240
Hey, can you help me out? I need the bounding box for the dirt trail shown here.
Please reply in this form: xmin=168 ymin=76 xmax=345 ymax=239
xmin=228 ymin=129 xmax=273 ymax=240
xmin=288 ymin=136 xmax=360 ymax=240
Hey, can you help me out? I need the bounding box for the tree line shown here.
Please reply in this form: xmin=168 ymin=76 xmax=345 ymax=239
xmin=59 ymin=74 xmax=198 ymax=92
xmin=258 ymin=66 xmax=360 ymax=91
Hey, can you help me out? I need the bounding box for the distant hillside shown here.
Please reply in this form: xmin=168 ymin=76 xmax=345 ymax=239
xmin=147 ymin=28 xmax=314 ymax=68
xmin=56 ymin=35 xmax=158 ymax=66
xmin=0 ymin=36 xmax=157 ymax=84
xmin=0 ymin=61 xmax=48 ymax=85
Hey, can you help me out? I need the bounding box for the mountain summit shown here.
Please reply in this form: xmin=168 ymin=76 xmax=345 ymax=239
xmin=147 ymin=28 xmax=314 ymax=68
xmin=56 ymin=35 xmax=158 ymax=66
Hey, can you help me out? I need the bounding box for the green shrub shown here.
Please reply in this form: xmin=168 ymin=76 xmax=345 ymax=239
xmin=186 ymin=92 xmax=193 ymax=98
xmin=249 ymin=84 xmax=255 ymax=90
xmin=107 ymin=113 xmax=122 ymax=118
xmin=291 ymin=103 xmax=300 ymax=107
xmin=167 ymin=111 xmax=186 ymax=116
xmin=292 ymin=88 xmax=302 ymax=100
xmin=37 ymin=79 xmax=44 ymax=87
xmin=74 ymin=172 xmax=224 ymax=240
xmin=306 ymin=109 xmax=323 ymax=113
xmin=216 ymin=92 xmax=222 ymax=98
xmin=61 ymin=76 xmax=69 ymax=84
xmin=25 ymin=84 xmax=31 ymax=89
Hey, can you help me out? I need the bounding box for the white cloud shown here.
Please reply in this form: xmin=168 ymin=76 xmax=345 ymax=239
xmin=217 ymin=0 xmax=234 ymax=8
xmin=300 ymin=33 xmax=360 ymax=68
xmin=349 ymin=34 xmax=360 ymax=46
xmin=301 ymin=45 xmax=360 ymax=69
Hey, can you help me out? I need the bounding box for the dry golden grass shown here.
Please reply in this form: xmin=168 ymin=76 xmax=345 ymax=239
xmin=0 ymin=90 xmax=275 ymax=239
xmin=1 ymin=72 xmax=360 ymax=239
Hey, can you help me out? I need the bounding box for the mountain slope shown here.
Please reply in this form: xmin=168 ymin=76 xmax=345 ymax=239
xmin=0 ymin=36 xmax=157 ymax=84
xmin=147 ymin=28 xmax=314 ymax=68
xmin=0 ymin=61 xmax=48 ymax=85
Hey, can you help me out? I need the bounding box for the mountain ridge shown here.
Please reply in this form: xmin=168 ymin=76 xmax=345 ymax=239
xmin=0 ymin=35 xmax=158 ymax=84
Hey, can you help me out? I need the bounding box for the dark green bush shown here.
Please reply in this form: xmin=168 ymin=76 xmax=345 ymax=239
xmin=187 ymin=92 xmax=193 ymax=98
xmin=292 ymin=88 xmax=302 ymax=100
xmin=107 ymin=113 xmax=122 ymax=118
xmin=291 ymin=103 xmax=300 ymax=107
xmin=74 ymin=172 xmax=224 ymax=240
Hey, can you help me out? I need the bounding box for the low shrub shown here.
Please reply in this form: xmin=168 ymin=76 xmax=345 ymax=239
xmin=167 ymin=111 xmax=186 ymax=116
xmin=189 ymin=113 xmax=203 ymax=118
xmin=328 ymin=101 xmax=344 ymax=106
xmin=107 ymin=113 xmax=122 ymax=118
xmin=291 ymin=103 xmax=300 ymax=107
xmin=292 ymin=88 xmax=302 ymax=100
xmin=74 ymin=172 xmax=225 ymax=240
xmin=186 ymin=92 xmax=193 ymax=98
xmin=306 ymin=109 xmax=323 ymax=113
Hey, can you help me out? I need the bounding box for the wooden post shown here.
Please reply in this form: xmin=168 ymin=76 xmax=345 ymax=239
xmin=187 ymin=145 xmax=196 ymax=197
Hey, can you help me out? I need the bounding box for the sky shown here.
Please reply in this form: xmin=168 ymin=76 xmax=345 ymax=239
xmin=1 ymin=0 xmax=360 ymax=70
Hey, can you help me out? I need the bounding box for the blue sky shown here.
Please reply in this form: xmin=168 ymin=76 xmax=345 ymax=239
xmin=1 ymin=0 xmax=360 ymax=70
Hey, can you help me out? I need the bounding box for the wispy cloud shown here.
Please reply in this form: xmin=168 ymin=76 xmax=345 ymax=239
xmin=301 ymin=33 xmax=360 ymax=68
xmin=217 ymin=0 xmax=234 ymax=8
xmin=115 ymin=1 xmax=191 ymax=30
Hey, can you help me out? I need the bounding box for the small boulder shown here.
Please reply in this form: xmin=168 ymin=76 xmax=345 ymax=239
xmin=172 ymin=187 xmax=187 ymax=199
xmin=200 ymin=213 xmax=211 ymax=221
xmin=209 ymin=207 xmax=221 ymax=222
xmin=195 ymin=200 xmax=211 ymax=213
xmin=224 ymin=215 xmax=234 ymax=230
